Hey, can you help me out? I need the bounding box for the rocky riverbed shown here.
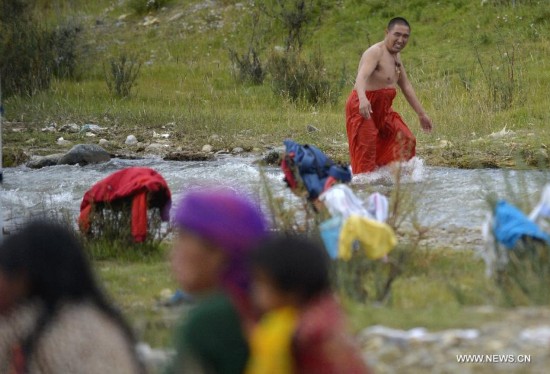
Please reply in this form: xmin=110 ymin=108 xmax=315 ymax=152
xmin=359 ymin=306 xmax=550 ymax=373
xmin=137 ymin=305 xmax=550 ymax=373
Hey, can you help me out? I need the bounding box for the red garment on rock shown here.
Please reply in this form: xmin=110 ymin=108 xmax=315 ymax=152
xmin=79 ymin=167 xmax=171 ymax=242
xmin=345 ymin=88 xmax=416 ymax=174
xmin=293 ymin=294 xmax=372 ymax=374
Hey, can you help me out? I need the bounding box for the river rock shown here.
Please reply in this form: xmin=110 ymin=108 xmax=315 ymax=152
xmin=145 ymin=143 xmax=168 ymax=153
xmin=56 ymin=137 xmax=72 ymax=146
xmin=231 ymin=147 xmax=244 ymax=154
xmin=42 ymin=124 xmax=57 ymax=132
xmin=202 ymin=144 xmax=213 ymax=153
xmin=80 ymin=124 xmax=105 ymax=134
xmin=262 ymin=150 xmax=281 ymax=165
xmin=57 ymin=144 xmax=111 ymax=166
xmin=163 ymin=151 xmax=214 ymax=162
xmin=306 ymin=124 xmax=320 ymax=133
xmin=153 ymin=131 xmax=170 ymax=139
xmin=519 ymin=326 xmax=550 ymax=345
xmin=143 ymin=16 xmax=159 ymax=26
xmin=59 ymin=123 xmax=80 ymax=133
xmin=26 ymin=154 xmax=65 ymax=169
xmin=125 ymin=135 xmax=138 ymax=145
xmin=168 ymin=12 xmax=183 ymax=22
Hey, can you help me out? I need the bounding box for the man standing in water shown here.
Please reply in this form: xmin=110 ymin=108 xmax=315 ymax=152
xmin=346 ymin=17 xmax=433 ymax=174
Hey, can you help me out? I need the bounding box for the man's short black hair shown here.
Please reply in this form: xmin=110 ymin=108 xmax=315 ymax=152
xmin=250 ymin=234 xmax=331 ymax=303
xmin=388 ymin=17 xmax=410 ymax=31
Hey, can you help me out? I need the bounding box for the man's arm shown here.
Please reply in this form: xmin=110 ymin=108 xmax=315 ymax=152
xmin=397 ymin=62 xmax=433 ymax=132
xmin=354 ymin=46 xmax=381 ymax=119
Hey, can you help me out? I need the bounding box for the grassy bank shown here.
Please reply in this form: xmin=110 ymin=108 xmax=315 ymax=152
xmin=95 ymin=244 xmax=502 ymax=347
xmin=2 ymin=0 xmax=550 ymax=167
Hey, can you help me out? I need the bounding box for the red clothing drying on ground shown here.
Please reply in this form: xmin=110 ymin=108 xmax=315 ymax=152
xmin=345 ymin=88 xmax=416 ymax=174
xmin=79 ymin=167 xmax=171 ymax=242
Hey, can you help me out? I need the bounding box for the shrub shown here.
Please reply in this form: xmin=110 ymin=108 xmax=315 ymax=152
xmin=494 ymin=240 xmax=550 ymax=306
xmin=0 ymin=1 xmax=84 ymax=97
xmin=481 ymin=175 xmax=550 ymax=306
xmin=267 ymin=48 xmax=339 ymax=105
xmin=474 ymin=44 xmax=521 ymax=110
xmin=228 ymin=8 xmax=267 ymax=85
xmin=0 ymin=0 xmax=54 ymax=98
xmin=103 ymin=53 xmax=142 ymax=97
xmin=259 ymin=0 xmax=327 ymax=51
xmin=51 ymin=21 xmax=82 ymax=80
xmin=128 ymin=0 xmax=172 ymax=15
xmin=260 ymin=166 xmax=425 ymax=305
xmin=84 ymin=201 xmax=169 ymax=260
xmin=229 ymin=47 xmax=266 ymax=85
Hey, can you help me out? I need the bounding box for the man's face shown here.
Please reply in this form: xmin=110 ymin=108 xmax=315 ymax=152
xmin=385 ymin=24 xmax=410 ymax=53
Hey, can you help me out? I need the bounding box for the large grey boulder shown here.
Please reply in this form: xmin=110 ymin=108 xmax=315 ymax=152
xmin=26 ymin=154 xmax=65 ymax=169
xmin=57 ymin=144 xmax=111 ymax=166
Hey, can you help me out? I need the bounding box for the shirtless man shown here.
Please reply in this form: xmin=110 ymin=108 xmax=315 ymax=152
xmin=345 ymin=17 xmax=433 ymax=174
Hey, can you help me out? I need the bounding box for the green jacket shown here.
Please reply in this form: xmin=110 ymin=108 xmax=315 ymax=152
xmin=165 ymin=292 xmax=249 ymax=374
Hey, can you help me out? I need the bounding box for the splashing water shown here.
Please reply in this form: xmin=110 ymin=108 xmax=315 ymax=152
xmin=351 ymin=157 xmax=425 ymax=185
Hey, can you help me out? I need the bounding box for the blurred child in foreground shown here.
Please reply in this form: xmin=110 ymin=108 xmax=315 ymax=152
xmin=166 ymin=189 xmax=268 ymax=373
xmin=0 ymin=220 xmax=144 ymax=373
xmin=246 ymin=235 xmax=371 ymax=374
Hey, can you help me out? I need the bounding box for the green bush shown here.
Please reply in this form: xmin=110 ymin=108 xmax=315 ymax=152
xmin=128 ymin=0 xmax=172 ymax=15
xmin=0 ymin=0 xmax=53 ymax=98
xmin=51 ymin=21 xmax=83 ymax=80
xmin=267 ymin=48 xmax=339 ymax=105
xmin=103 ymin=53 xmax=142 ymax=97
xmin=84 ymin=201 xmax=169 ymax=260
xmin=0 ymin=0 xmax=83 ymax=97
xmin=259 ymin=0 xmax=327 ymax=51
xmin=494 ymin=239 xmax=550 ymax=306
xmin=229 ymin=47 xmax=266 ymax=85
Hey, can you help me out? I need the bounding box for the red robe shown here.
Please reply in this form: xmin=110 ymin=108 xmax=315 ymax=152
xmin=79 ymin=167 xmax=171 ymax=242
xmin=345 ymin=88 xmax=416 ymax=174
xmin=293 ymin=294 xmax=372 ymax=374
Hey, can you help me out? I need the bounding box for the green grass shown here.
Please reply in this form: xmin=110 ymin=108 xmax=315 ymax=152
xmin=94 ymin=245 xmax=503 ymax=347
xmin=96 ymin=254 xmax=180 ymax=347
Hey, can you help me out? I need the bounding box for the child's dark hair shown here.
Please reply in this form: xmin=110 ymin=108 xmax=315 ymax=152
xmin=0 ymin=220 xmax=145 ymax=373
xmin=251 ymin=234 xmax=331 ymax=303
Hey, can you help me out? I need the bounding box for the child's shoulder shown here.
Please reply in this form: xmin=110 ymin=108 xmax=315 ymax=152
xmin=296 ymin=293 xmax=345 ymax=339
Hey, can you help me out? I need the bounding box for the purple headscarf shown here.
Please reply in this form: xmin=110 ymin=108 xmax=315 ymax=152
xmin=173 ymin=189 xmax=268 ymax=293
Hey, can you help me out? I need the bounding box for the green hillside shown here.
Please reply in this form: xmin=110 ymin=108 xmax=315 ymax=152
xmin=3 ymin=0 xmax=550 ymax=167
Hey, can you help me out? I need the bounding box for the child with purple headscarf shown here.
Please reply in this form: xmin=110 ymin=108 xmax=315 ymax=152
xmin=165 ymin=189 xmax=268 ymax=374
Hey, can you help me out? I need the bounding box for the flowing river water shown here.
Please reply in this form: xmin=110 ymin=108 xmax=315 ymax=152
xmin=1 ymin=156 xmax=549 ymax=248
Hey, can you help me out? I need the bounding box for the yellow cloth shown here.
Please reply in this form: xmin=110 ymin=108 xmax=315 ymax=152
xmin=338 ymin=215 xmax=397 ymax=260
xmin=245 ymin=306 xmax=298 ymax=374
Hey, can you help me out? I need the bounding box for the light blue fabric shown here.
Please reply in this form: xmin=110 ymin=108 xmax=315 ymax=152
xmin=493 ymin=200 xmax=550 ymax=249
xmin=319 ymin=216 xmax=343 ymax=259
